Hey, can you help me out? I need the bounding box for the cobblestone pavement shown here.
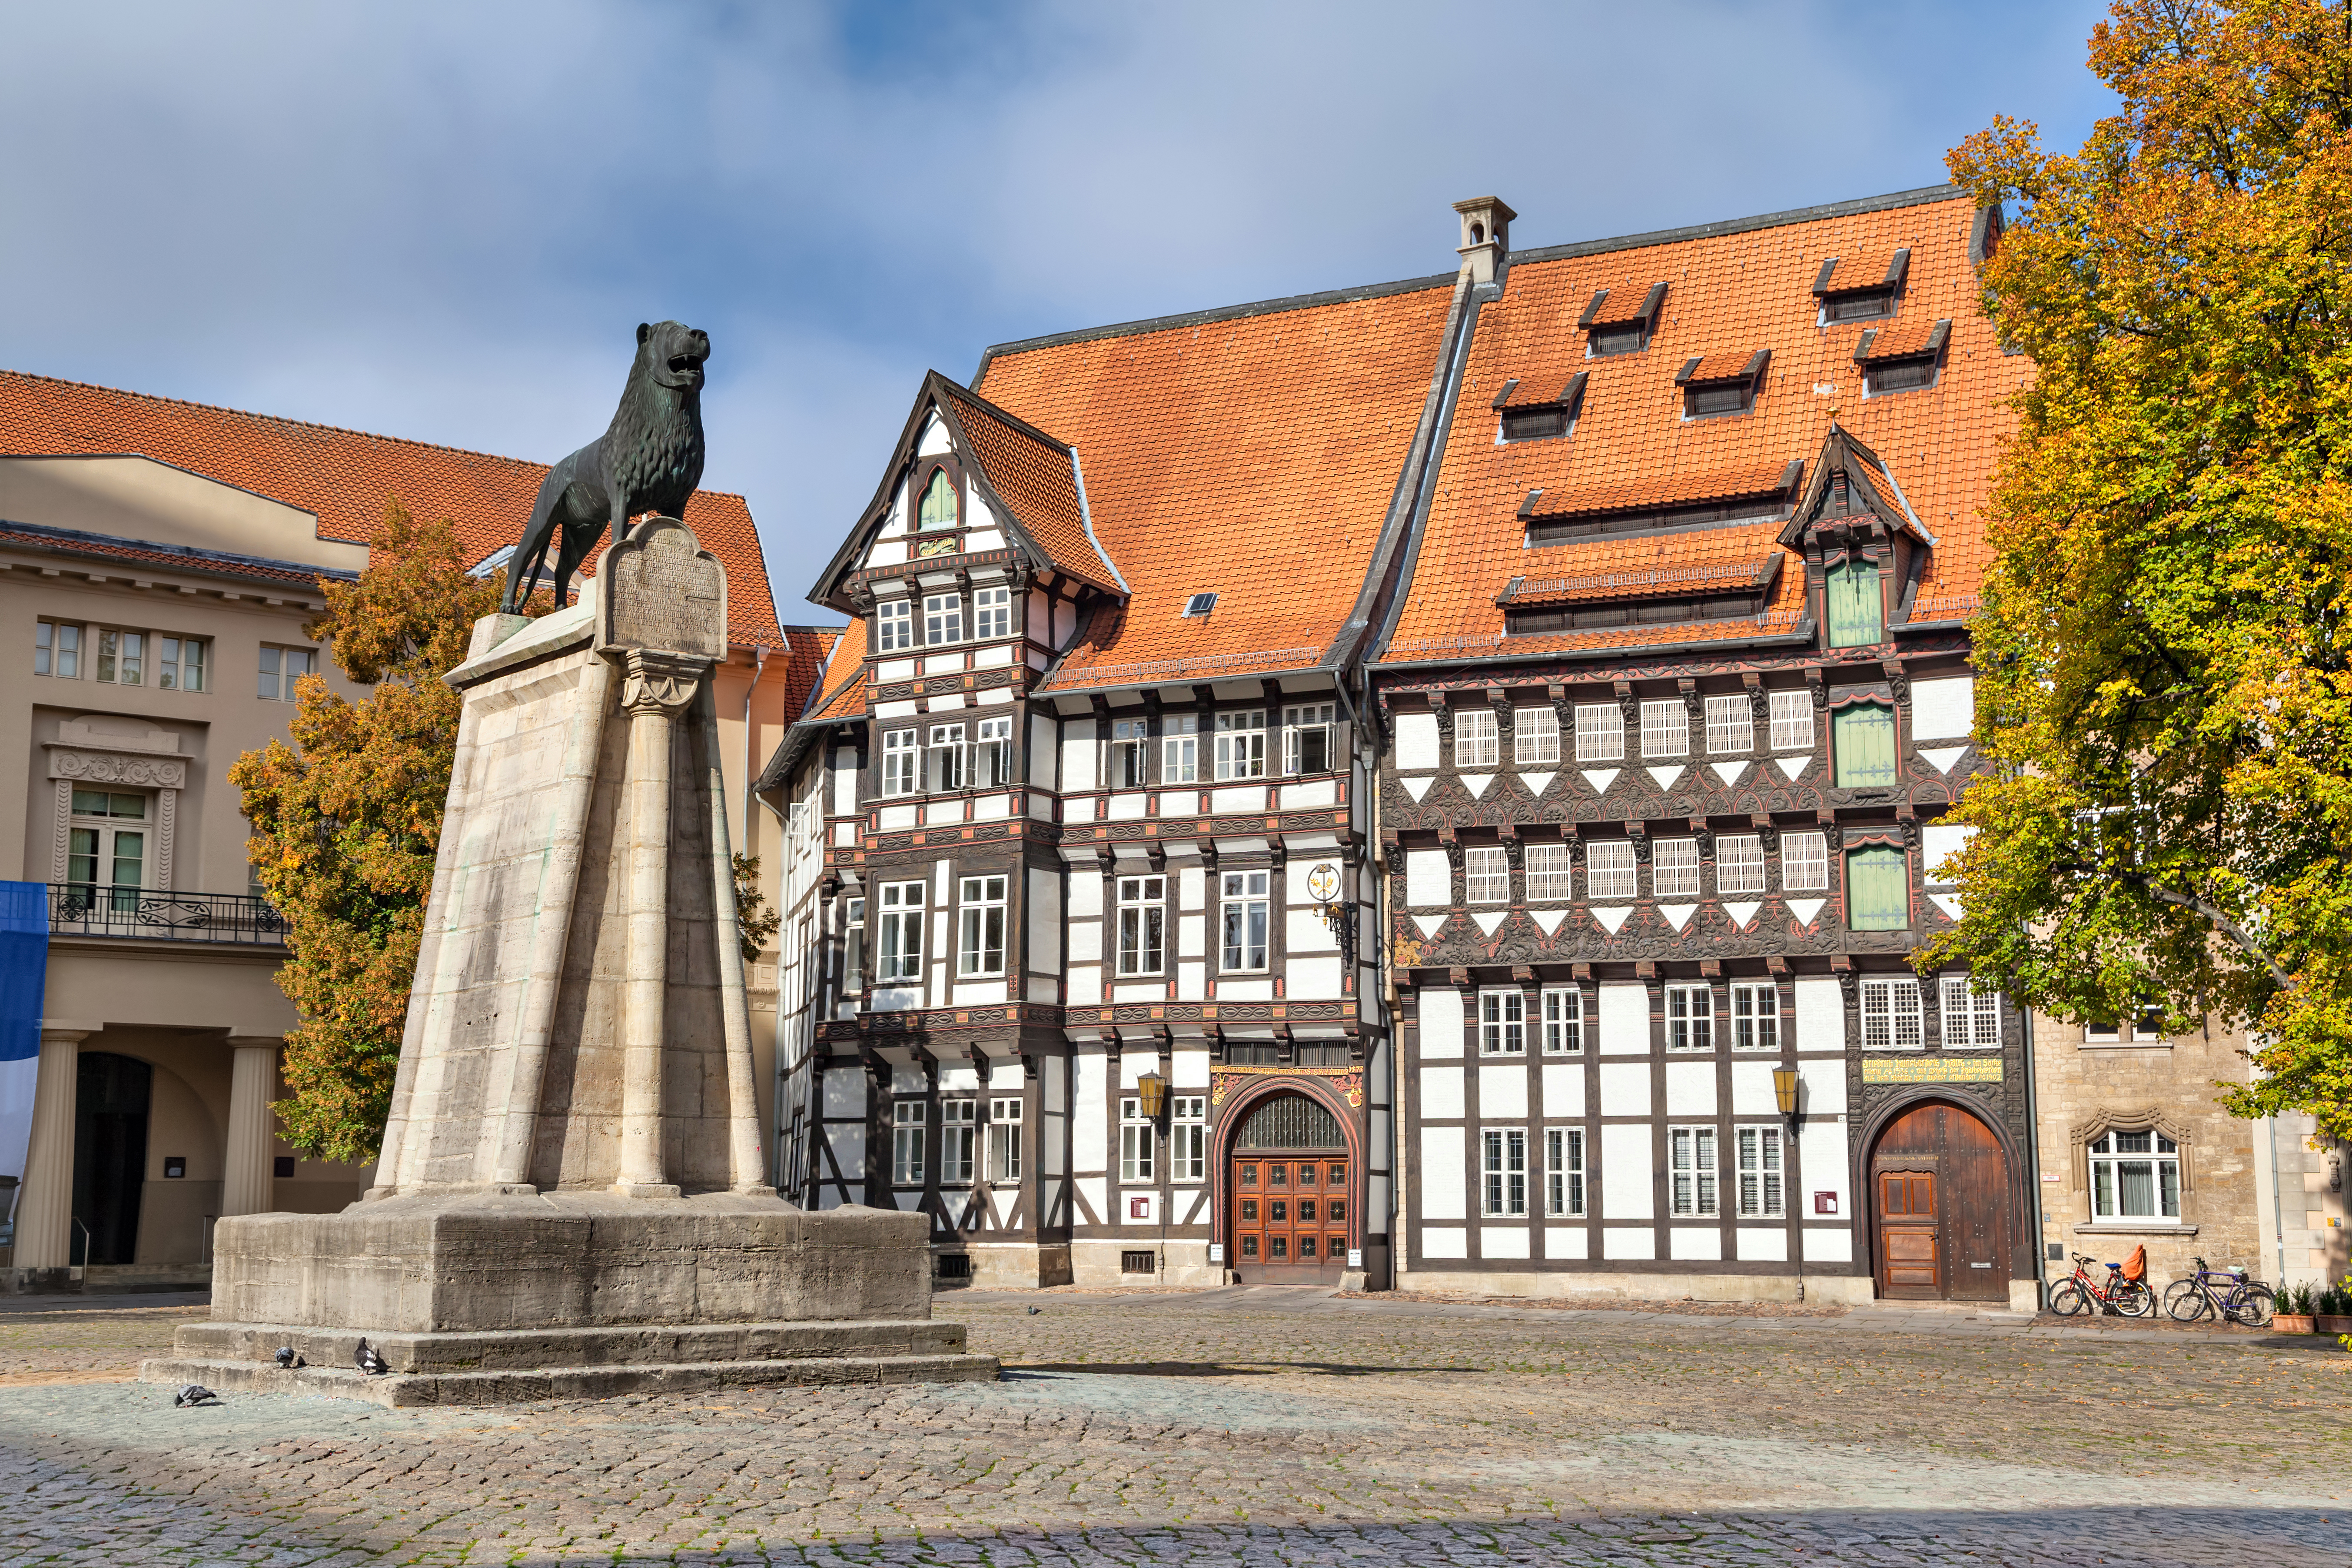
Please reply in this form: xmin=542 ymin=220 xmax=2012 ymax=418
xmin=0 ymin=1288 xmax=2343 ymax=1565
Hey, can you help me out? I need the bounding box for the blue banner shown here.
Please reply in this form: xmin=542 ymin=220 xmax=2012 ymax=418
xmin=0 ymin=881 xmax=49 ymax=1194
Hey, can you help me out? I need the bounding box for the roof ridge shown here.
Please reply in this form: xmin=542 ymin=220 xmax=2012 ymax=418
xmin=975 ymin=272 xmax=1458 ymax=375
xmin=0 ymin=368 xmax=753 ymax=504
xmin=0 ymin=516 xmax=352 ymax=579
xmin=1506 ymin=185 xmax=1968 ymax=267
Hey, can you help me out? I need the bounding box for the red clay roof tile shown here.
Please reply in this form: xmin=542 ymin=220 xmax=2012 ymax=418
xmin=0 ymin=522 xmax=330 ymax=589
xmin=0 ymin=369 xmax=785 ymax=647
xmin=1521 ymin=461 xmax=1793 ymax=519
xmin=939 ymin=387 xmax=1122 ymax=591
xmin=1855 ymin=318 xmax=1950 ymax=361
xmin=805 ymin=612 xmax=870 ymax=723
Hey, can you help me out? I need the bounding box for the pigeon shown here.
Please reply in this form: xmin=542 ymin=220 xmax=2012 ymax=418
xmin=1025 ymin=1305 xmax=1041 ymax=1315
xmin=273 ymin=1345 xmax=306 ymax=1369
xmin=354 ymin=1338 xmax=391 ymax=1376
xmin=173 ymin=1384 xmax=220 ymax=1407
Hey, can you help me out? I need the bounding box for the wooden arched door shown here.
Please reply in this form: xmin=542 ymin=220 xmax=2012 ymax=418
xmin=1870 ymin=1100 xmax=2010 ymax=1302
xmin=1228 ymin=1091 xmax=1350 ymax=1284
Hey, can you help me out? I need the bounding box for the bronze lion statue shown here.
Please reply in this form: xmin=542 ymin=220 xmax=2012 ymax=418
xmin=502 ymin=320 xmax=711 ymax=612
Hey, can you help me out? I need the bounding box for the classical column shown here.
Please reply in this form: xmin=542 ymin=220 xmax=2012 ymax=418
xmin=613 ymin=651 xmax=703 ymax=1199
xmin=13 ymin=1028 xmax=88 ymax=1275
xmin=221 ymin=1036 xmax=281 ymax=1218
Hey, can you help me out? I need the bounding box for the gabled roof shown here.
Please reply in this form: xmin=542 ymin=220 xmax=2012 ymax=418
xmin=973 ymin=277 xmax=1460 ymax=694
xmin=0 ymin=369 xmax=786 ymax=647
xmin=1379 ymin=187 xmax=2027 ymax=662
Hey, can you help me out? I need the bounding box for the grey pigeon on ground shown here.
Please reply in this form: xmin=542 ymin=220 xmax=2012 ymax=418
xmin=273 ymin=1345 xmax=305 ymax=1369
xmin=173 ymin=1384 xmax=219 ymax=1407
xmin=354 ymin=1338 xmax=390 ymax=1376
xmin=1026 ymin=1305 xmax=1041 ymax=1315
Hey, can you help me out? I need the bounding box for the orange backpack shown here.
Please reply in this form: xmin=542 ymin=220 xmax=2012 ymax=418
xmin=2121 ymin=1244 xmax=2148 ymax=1282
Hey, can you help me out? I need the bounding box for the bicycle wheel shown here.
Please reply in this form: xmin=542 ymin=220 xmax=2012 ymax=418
xmin=2113 ymin=1279 xmax=2156 ymax=1318
xmin=2226 ymin=1282 xmax=2276 ymax=1329
xmin=2049 ymin=1279 xmax=2090 ymax=1317
xmin=2164 ymin=1279 xmax=2212 ymax=1322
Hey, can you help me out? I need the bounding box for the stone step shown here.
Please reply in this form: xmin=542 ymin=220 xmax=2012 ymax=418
xmin=81 ymin=1263 xmax=212 ymax=1293
xmin=170 ymin=1317 xmax=968 ymax=1373
xmin=141 ymin=1349 xmax=1000 ymax=1407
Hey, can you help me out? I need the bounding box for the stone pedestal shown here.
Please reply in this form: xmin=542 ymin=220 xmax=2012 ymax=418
xmin=145 ymin=519 xmax=993 ymax=1402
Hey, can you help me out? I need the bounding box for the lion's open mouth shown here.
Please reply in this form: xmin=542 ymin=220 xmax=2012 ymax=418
xmin=665 ymin=355 xmax=701 ymax=376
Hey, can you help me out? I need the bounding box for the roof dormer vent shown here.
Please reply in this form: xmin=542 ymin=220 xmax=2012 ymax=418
xmin=1182 ymin=592 xmax=1218 ymax=618
xmin=1452 ymin=196 xmax=1517 ymax=287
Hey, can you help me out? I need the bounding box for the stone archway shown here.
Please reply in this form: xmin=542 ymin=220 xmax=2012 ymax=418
xmin=1217 ymin=1080 xmax=1359 ymax=1285
xmin=1866 ymin=1097 xmax=2013 ymax=1302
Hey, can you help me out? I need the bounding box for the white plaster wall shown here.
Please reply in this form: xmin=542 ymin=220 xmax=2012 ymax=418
xmin=1395 ymin=712 xmax=1440 ymax=772
xmin=1601 ymin=1123 xmax=1652 ymax=1218
xmin=1541 ymin=1063 xmax=1584 ymax=1118
xmin=1598 ymin=1063 xmax=1648 ymax=1117
xmin=1419 ymin=990 xmax=1465 ymax=1059
xmin=1421 ymin=1127 xmax=1465 ymax=1219
xmin=1599 ymin=983 xmax=1650 ymax=1053
xmin=1073 ymin=1050 xmax=1108 ymax=1174
xmin=1405 ymin=850 xmax=1448 ymax=909
xmin=1422 ymin=1065 xmax=1463 ymax=1119
xmin=1061 ymin=719 xmax=1098 ymax=791
xmin=1664 ymin=1062 xmax=1716 ymax=1115
xmin=1477 ymin=1063 xmax=1527 ymax=1120
xmin=1911 ymin=676 xmax=1974 ymax=740
xmin=1794 ymin=978 xmax=1846 ymax=1053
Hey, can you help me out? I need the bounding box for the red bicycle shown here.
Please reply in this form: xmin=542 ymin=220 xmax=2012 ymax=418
xmin=2048 ymin=1251 xmax=2156 ymax=1318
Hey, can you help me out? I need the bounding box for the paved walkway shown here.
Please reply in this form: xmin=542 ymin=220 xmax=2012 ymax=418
xmin=0 ymin=1287 xmax=2339 ymax=1565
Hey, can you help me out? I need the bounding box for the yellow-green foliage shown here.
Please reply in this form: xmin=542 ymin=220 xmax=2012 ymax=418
xmin=1927 ymin=0 xmax=2352 ymax=1139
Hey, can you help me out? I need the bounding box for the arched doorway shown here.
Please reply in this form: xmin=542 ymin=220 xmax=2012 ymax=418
xmin=1870 ymin=1099 xmax=2010 ymax=1302
xmin=71 ymin=1052 xmax=152 ymax=1266
xmin=1228 ymin=1091 xmax=1351 ymax=1284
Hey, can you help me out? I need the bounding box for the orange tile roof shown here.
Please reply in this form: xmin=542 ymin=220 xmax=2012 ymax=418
xmin=1855 ymin=318 xmax=1949 ymax=360
xmin=1389 ymin=612 xmax=1811 ymax=662
xmin=975 ymin=282 xmax=1458 ymax=693
xmin=1585 ymin=284 xmax=1665 ymax=326
xmin=1683 ymin=351 xmax=1765 ymax=383
xmin=768 ymin=624 xmax=842 ymax=722
xmin=1520 ymin=460 xmax=1793 ymax=519
xmin=939 ymin=386 xmax=1120 ymax=591
xmin=0 ymin=369 xmax=785 ymax=647
xmin=1503 ymin=524 xmax=1784 ymax=606
xmin=1498 ymin=374 xmax=1582 ymax=410
xmin=0 ymin=521 xmax=333 ymax=589
xmin=1818 ymin=249 xmax=1906 ymax=292
xmin=1382 ymin=191 xmax=2028 ymax=661
xmin=805 ymin=612 xmax=869 ymax=723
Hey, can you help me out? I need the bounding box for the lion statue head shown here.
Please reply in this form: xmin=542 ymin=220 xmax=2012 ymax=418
xmin=636 ymin=320 xmax=710 ymax=392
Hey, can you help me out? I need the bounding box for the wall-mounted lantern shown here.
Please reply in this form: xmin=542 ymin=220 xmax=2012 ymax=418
xmin=1772 ymin=1066 xmax=1802 ymax=1138
xmin=1136 ymin=1070 xmax=1169 ymax=1121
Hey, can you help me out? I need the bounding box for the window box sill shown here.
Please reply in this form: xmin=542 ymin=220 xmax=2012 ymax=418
xmin=2072 ymin=1222 xmax=2196 ymax=1236
xmin=2079 ymin=1040 xmax=2172 ymax=1050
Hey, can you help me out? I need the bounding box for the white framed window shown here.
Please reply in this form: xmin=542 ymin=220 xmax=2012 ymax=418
xmin=1941 ymin=975 xmax=2002 ymax=1049
xmin=876 ymin=599 xmax=914 ymax=652
xmin=881 ymin=729 xmax=921 ymax=796
xmin=1479 ymin=990 xmax=1526 ymax=1056
xmin=67 ymin=789 xmax=149 ymax=898
xmin=1464 ymin=845 xmax=1509 ymax=904
xmin=1667 ymin=984 xmax=1714 ymax=1051
xmin=1736 ymin=1126 xmax=1784 ymax=1218
xmin=1639 ymin=698 xmax=1688 ymax=759
xmin=941 ymin=1100 xmax=976 ymax=1183
xmin=928 ymin=723 xmax=967 ymax=791
xmin=1116 ymin=875 xmax=1166 ymax=977
xmin=1482 ymin=1128 xmax=1529 ymax=1216
xmin=1653 ymin=837 xmax=1700 ymax=898
xmin=1545 ymin=1127 xmax=1585 ymax=1217
xmin=1541 ymin=988 xmax=1582 ymax=1055
xmin=892 ymin=1101 xmax=927 ymax=1185
xmin=987 ymin=1096 xmax=1023 ymax=1183
xmin=155 ymin=635 xmax=207 ymax=692
xmin=33 ymin=619 xmax=81 ymax=679
xmin=258 ymin=644 xmax=316 ymax=701
xmin=923 ymin=593 xmax=964 ymax=644
xmin=1587 ymin=840 xmax=1636 ymax=900
xmin=1162 ymin=714 xmax=1199 ymax=783
xmin=876 ymin=880 xmax=925 ymax=982
xmin=1119 ymin=1097 xmax=1155 ymax=1183
xmin=1455 ymin=708 xmax=1499 ymax=769
xmin=957 ymin=875 xmax=1007 ymax=976
xmin=1769 ymin=689 xmax=1814 ymax=751
xmin=1110 ymin=718 xmax=1150 ymax=789
xmin=973 ymin=716 xmax=1014 ymax=787
xmin=2089 ymin=1129 xmax=2181 ymax=1221
xmin=1574 ymin=703 xmax=1624 ymax=762
xmin=1514 ymin=706 xmax=1560 ymax=765
xmin=1219 ymin=870 xmax=1269 ymax=970
xmin=1861 ymin=977 xmax=1924 ymax=1050
xmin=1782 ymin=832 xmax=1829 ymax=891
xmin=844 ymin=896 xmax=866 ymax=987
xmin=1704 ymin=694 xmax=1753 ymax=755
xmin=1670 ymin=1124 xmax=1719 ymax=1217
xmin=1282 ymin=703 xmax=1335 ymax=775
xmin=1525 ymin=842 xmax=1570 ymax=903
xmin=972 ymin=585 xmax=1013 ymax=640
xmin=95 ymin=627 xmax=145 ymax=687
xmin=1717 ymin=835 xmax=1765 ymax=894
xmin=1730 ymin=982 xmax=1779 ymax=1051
xmin=1214 ymin=711 xmax=1266 ymax=781
xmin=1172 ymin=1096 xmax=1207 ymax=1183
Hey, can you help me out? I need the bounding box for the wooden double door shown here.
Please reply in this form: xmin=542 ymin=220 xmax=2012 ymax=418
xmin=1872 ymin=1102 xmax=2011 ymax=1302
xmin=1230 ymin=1153 xmax=1350 ymax=1283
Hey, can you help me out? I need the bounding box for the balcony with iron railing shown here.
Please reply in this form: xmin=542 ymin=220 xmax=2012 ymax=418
xmin=47 ymin=884 xmax=287 ymax=947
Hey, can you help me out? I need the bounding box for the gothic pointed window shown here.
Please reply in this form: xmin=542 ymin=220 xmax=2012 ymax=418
xmin=917 ymin=468 xmax=958 ymax=532
xmin=1824 ymin=557 xmax=1882 ymax=647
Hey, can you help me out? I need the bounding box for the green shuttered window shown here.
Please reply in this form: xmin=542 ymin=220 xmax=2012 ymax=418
xmin=1825 ymin=558 xmax=1883 ymax=647
xmin=1832 ymin=703 xmax=1899 ymax=787
xmin=1847 ymin=847 xmax=1910 ymax=930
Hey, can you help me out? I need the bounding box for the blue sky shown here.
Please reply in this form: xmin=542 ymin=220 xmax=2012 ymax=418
xmin=0 ymin=1 xmax=2114 ymax=621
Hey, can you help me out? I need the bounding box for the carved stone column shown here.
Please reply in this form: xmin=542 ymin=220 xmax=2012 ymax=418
xmin=614 ymin=650 xmax=706 ymax=1199
xmin=13 ymin=1027 xmax=88 ymax=1279
xmin=221 ymin=1036 xmax=283 ymax=1218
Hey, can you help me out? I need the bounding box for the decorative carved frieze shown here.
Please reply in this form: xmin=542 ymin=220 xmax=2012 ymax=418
xmin=46 ymin=749 xmax=186 ymax=789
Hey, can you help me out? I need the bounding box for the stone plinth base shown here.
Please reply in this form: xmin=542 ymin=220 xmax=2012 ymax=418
xmin=141 ymin=1318 xmax=996 ymax=1407
xmin=140 ymin=1192 xmax=994 ymax=1404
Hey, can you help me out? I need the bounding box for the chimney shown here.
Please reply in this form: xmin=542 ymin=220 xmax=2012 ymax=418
xmin=1453 ymin=196 xmax=1517 ymax=287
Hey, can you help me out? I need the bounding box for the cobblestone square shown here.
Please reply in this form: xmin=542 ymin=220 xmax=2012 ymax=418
xmin=0 ymin=1288 xmax=2342 ymax=1566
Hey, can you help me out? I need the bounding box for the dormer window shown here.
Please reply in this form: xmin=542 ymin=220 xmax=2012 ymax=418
xmin=1676 ymin=350 xmax=1769 ymax=420
xmin=917 ymin=468 xmax=958 ymax=532
xmin=1578 ymin=283 xmax=1667 ymax=357
xmin=1493 ymin=372 xmax=1587 ymax=443
xmin=1183 ymin=592 xmax=1218 ymax=617
xmin=1813 ymin=249 xmax=1910 ymax=324
xmin=1857 ymin=320 xmax=1953 ymax=396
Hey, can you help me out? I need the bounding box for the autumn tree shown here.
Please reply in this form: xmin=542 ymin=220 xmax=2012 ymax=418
xmin=232 ymin=501 xmax=504 ymax=1163
xmin=1927 ymin=0 xmax=2352 ymax=1138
